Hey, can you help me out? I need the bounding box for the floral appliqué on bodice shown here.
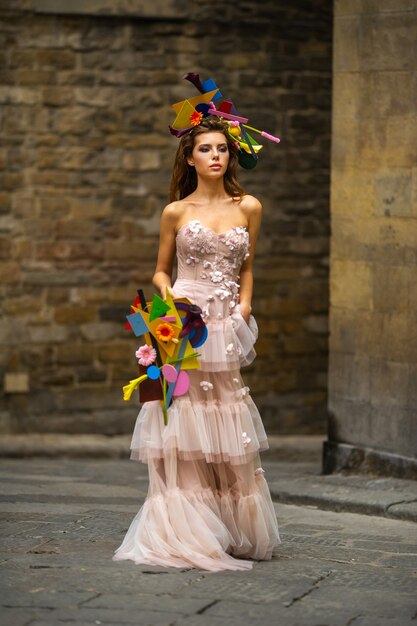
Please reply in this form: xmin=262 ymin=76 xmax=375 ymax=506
xmin=176 ymin=219 xmax=250 ymax=318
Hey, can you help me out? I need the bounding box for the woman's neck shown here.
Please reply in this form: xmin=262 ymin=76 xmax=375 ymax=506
xmin=192 ymin=177 xmax=229 ymax=202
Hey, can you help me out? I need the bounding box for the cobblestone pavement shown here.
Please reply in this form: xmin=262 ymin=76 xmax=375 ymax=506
xmin=0 ymin=458 xmax=416 ymax=626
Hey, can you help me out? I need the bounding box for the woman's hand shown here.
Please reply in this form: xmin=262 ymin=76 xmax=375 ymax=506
xmin=160 ymin=285 xmax=174 ymax=300
xmin=239 ymin=302 xmax=252 ymax=325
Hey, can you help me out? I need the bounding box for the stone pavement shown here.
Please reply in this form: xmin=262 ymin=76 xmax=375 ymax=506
xmin=0 ymin=456 xmax=416 ymax=626
xmin=1 ymin=434 xmax=417 ymax=522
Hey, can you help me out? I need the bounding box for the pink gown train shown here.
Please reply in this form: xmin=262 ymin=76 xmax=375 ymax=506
xmin=113 ymin=219 xmax=280 ymax=571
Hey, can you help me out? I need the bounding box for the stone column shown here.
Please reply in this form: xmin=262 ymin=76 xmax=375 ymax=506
xmin=324 ymin=0 xmax=417 ymax=477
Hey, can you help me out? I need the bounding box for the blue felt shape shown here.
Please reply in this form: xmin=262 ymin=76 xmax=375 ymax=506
xmin=147 ymin=365 xmax=160 ymax=380
xmin=201 ymin=78 xmax=222 ymax=100
xmin=195 ymin=102 xmax=211 ymax=117
xmin=126 ymin=311 xmax=148 ymax=337
xmin=190 ymin=324 xmax=208 ymax=348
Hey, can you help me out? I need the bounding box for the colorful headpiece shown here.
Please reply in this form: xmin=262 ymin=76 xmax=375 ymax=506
xmin=169 ymin=72 xmax=281 ymax=170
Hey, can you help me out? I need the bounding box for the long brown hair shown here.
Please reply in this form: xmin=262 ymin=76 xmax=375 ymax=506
xmin=169 ymin=117 xmax=245 ymax=202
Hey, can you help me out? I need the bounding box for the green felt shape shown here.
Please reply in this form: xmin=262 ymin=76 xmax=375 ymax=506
xmin=238 ymin=150 xmax=258 ymax=169
xmin=149 ymin=293 xmax=171 ymax=322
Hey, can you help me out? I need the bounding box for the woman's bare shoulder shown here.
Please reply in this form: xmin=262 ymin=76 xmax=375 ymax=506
xmin=161 ymin=201 xmax=188 ymax=228
xmin=239 ymin=194 xmax=262 ymax=215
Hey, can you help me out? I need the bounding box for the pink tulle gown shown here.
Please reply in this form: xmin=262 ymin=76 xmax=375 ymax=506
xmin=113 ymin=219 xmax=280 ymax=571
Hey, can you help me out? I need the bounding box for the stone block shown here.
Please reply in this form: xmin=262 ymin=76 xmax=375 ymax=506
xmin=330 ymin=260 xmax=372 ymax=310
xmin=0 ymin=262 xmax=21 ymax=284
xmin=29 ymin=325 xmax=69 ymax=344
xmin=0 ymin=86 xmax=40 ymax=105
xmin=334 ymin=0 xmax=416 ymax=16
xmin=55 ymin=305 xmax=97 ymax=325
xmin=121 ymin=150 xmax=161 ymax=172
xmin=372 ymin=265 xmax=409 ymax=312
xmin=36 ymin=241 xmax=71 ymax=260
xmin=26 ymin=0 xmax=189 ymax=18
xmin=51 ymin=106 xmax=93 ymax=135
xmin=80 ymin=322 xmax=121 ymax=341
xmin=329 ymin=307 xmax=372 ymax=355
xmin=56 ymin=219 xmax=95 ymax=239
xmin=77 ymin=365 xmax=107 ymax=383
xmin=98 ymin=343 xmax=132 ymax=363
xmin=329 ymin=351 xmax=370 ymax=402
xmin=360 ymin=12 xmax=416 ymax=72
xmin=99 ymin=305 xmax=129 ymax=323
xmin=38 ymin=195 xmax=70 ymax=217
xmin=36 ymin=48 xmax=76 ymax=70
xmin=366 ymin=311 xmax=410 ymax=362
xmin=56 ymin=344 xmax=94 ymax=365
xmin=0 ymin=236 xmax=11 ymax=259
xmin=40 ymin=369 xmax=75 ymax=386
xmin=369 ymin=358 xmax=409 ymax=408
xmin=374 ymin=169 xmax=412 ymax=217
xmin=4 ymin=372 xmax=30 ymax=394
xmin=0 ymin=192 xmax=10 ymax=213
xmin=16 ymin=69 xmax=56 ymax=85
xmin=408 ymin=267 xmax=417 ymax=311
xmin=331 ymin=118 xmax=360 ymax=169
xmin=359 ymin=117 xmax=417 ymax=170
xmin=41 ymin=87 xmax=73 ymax=107
xmin=54 ymin=387 xmax=121 ymax=411
xmin=333 ymin=16 xmax=361 ymax=72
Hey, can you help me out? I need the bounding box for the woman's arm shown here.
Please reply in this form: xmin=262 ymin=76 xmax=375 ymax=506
xmin=152 ymin=203 xmax=180 ymax=299
xmin=238 ymin=196 xmax=262 ymax=323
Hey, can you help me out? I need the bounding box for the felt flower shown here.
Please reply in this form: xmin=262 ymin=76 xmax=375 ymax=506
xmin=242 ymin=431 xmax=252 ymax=447
xmin=236 ymin=385 xmax=250 ymax=399
xmin=211 ymin=270 xmax=223 ymax=284
xmin=190 ymin=111 xmax=203 ymax=126
xmin=135 ymin=344 xmax=157 ymax=367
xmin=225 ymin=343 xmax=235 ymax=355
xmin=254 ymin=467 xmax=265 ymax=476
xmin=155 ymin=322 xmax=175 ymax=343
xmin=200 ymin=380 xmax=214 ymax=391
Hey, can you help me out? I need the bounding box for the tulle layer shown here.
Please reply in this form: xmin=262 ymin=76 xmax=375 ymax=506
xmin=198 ymin=309 xmax=258 ymax=371
xmin=113 ymin=469 xmax=280 ymax=571
xmin=171 ymin=279 xmax=258 ymax=371
xmin=130 ymin=394 xmax=269 ymax=466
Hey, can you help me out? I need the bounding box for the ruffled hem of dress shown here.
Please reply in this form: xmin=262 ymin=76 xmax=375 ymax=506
xmin=130 ymin=396 xmax=269 ymax=466
xmin=112 ymin=481 xmax=280 ymax=572
xmin=197 ymin=308 xmax=258 ymax=372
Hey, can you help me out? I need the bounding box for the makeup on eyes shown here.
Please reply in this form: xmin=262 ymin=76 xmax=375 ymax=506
xmin=198 ymin=144 xmax=228 ymax=152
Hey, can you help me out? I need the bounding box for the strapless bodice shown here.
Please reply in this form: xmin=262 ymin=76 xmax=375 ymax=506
xmin=175 ymin=219 xmax=250 ymax=315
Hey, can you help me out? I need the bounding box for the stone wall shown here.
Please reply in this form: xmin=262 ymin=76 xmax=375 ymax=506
xmin=325 ymin=0 xmax=417 ymax=475
xmin=0 ymin=1 xmax=332 ymax=436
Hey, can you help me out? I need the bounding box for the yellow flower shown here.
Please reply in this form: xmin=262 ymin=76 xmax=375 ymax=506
xmin=122 ymin=375 xmax=147 ymax=401
xmin=155 ymin=322 xmax=175 ymax=343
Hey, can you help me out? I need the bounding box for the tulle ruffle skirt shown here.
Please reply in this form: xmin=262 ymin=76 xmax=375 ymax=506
xmin=113 ymin=280 xmax=280 ymax=571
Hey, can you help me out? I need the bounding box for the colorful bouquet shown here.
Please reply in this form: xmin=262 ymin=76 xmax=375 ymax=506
xmin=122 ymin=288 xmax=208 ymax=425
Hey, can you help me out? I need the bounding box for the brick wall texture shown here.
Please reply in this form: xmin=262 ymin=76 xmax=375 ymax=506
xmin=0 ymin=1 xmax=332 ymax=436
xmin=329 ymin=0 xmax=417 ymax=459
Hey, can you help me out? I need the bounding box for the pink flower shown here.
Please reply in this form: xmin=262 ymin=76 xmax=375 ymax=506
xmin=136 ymin=344 xmax=157 ymax=366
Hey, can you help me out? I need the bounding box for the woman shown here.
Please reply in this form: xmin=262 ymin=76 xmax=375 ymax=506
xmin=113 ymin=113 xmax=280 ymax=572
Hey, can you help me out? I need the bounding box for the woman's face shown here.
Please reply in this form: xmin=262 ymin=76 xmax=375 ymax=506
xmin=187 ymin=131 xmax=230 ymax=178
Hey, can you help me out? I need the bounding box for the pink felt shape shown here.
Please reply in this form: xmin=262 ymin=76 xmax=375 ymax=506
xmin=161 ymin=364 xmax=178 ymax=383
xmin=173 ymin=370 xmax=190 ymax=396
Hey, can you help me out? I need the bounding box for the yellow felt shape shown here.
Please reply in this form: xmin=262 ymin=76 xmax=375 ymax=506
xmin=171 ymin=100 xmax=198 ymax=130
xmin=239 ymin=140 xmax=263 ymax=154
xmin=163 ymin=289 xmax=184 ymax=326
xmin=171 ymin=89 xmax=219 ymax=115
xmin=180 ymin=345 xmax=200 ymax=370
